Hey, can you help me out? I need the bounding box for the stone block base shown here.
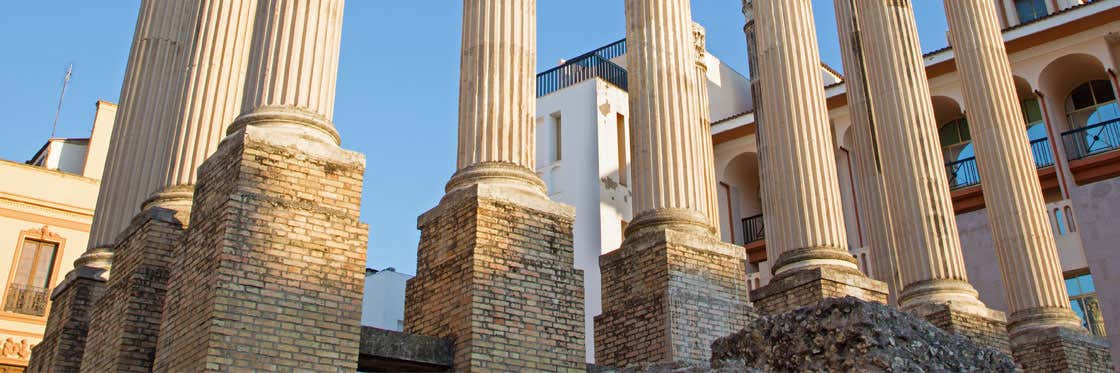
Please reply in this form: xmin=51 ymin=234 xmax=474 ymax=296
xmin=1011 ymin=327 xmax=1114 ymax=372
xmin=153 ymin=126 xmax=368 ymax=371
xmin=750 ymin=266 xmax=888 ymax=315
xmin=404 ymin=182 xmax=585 ymax=372
xmin=27 ymin=275 xmax=106 ymax=372
xmin=594 ymin=227 xmax=754 ymax=367
xmin=81 ymin=207 xmax=186 ymax=372
xmin=908 ymin=302 xmax=1010 ymax=354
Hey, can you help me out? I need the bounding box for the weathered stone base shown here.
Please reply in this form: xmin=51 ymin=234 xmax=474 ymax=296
xmin=153 ymin=126 xmax=368 ymax=371
xmin=595 ymin=227 xmax=754 ymax=367
xmin=750 ymin=265 xmax=888 ymax=315
xmin=1011 ymin=326 xmax=1114 ymax=372
xmin=404 ymin=181 xmax=585 ymax=372
xmin=80 ymin=207 xmax=186 ymax=372
xmin=357 ymin=327 xmax=452 ymax=372
xmin=908 ymin=302 xmax=1010 ymax=354
xmin=27 ymin=275 xmax=106 ymax=372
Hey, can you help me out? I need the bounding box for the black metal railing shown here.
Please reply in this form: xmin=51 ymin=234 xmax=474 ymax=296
xmin=741 ymin=214 xmax=765 ymax=244
xmin=3 ymin=284 xmax=49 ymax=316
xmin=946 ymin=157 xmax=980 ymax=189
xmin=1062 ymin=118 xmax=1120 ymax=160
xmin=537 ymin=39 xmax=627 ymax=97
xmin=1030 ymin=138 xmax=1055 ymax=168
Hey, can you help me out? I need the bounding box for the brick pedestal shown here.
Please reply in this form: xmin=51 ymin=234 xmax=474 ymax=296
xmin=404 ymin=182 xmax=585 ymax=372
xmin=153 ymin=126 xmax=368 ymax=372
xmin=81 ymin=207 xmax=187 ymax=371
xmin=750 ymin=266 xmax=888 ymax=315
xmin=27 ymin=275 xmax=107 ymax=372
xmin=908 ymin=302 xmax=1011 ymax=354
xmin=1012 ymin=327 xmax=1114 ymax=372
xmin=594 ymin=228 xmax=754 ymax=367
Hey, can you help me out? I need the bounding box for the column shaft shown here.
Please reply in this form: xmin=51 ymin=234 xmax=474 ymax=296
xmin=832 ymin=0 xmax=902 ymax=304
xmin=453 ymin=0 xmax=537 ymax=181
xmin=84 ymin=0 xmax=194 ymax=257
xmin=161 ymin=0 xmax=259 ymax=196
xmin=753 ymin=0 xmax=855 ymax=273
xmin=693 ymin=23 xmax=721 ymax=236
xmin=944 ymin=0 xmax=1081 ymax=334
xmin=626 ymin=0 xmax=714 ymax=233
xmin=855 ymin=0 xmax=982 ymax=309
xmin=232 ymin=0 xmax=345 ymax=144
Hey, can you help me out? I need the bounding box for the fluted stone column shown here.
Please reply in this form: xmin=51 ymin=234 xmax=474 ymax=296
xmin=854 ymin=0 xmax=1009 ymax=352
xmin=80 ymin=2 xmax=259 ymax=371
xmin=594 ymin=0 xmax=753 ymax=366
xmin=404 ymin=1 xmax=586 ymax=370
xmin=744 ymin=0 xmax=886 ymax=315
xmin=693 ymin=23 xmax=721 ymax=237
xmin=154 ymin=1 xmax=368 ymax=370
xmin=946 ymin=1 xmax=1113 ymax=369
xmin=28 ymin=2 xmax=194 ymax=371
xmin=832 ymin=0 xmax=902 ymax=305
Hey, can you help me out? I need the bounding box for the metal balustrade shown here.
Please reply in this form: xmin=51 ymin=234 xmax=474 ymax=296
xmin=3 ymin=284 xmax=49 ymax=316
xmin=537 ymin=39 xmax=627 ymax=97
xmin=1030 ymin=138 xmax=1055 ymax=168
xmin=740 ymin=214 xmax=765 ymax=244
xmin=946 ymin=157 xmax=980 ymax=190
xmin=1062 ymin=118 xmax=1120 ymax=160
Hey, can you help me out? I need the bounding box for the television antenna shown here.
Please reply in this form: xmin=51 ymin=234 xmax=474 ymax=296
xmin=50 ymin=64 xmax=73 ymax=138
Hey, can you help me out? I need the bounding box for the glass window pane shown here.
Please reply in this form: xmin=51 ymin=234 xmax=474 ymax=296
xmin=1026 ymin=123 xmax=1048 ymax=141
xmin=1071 ymin=83 xmax=1096 ymax=110
xmin=959 ymin=119 xmax=971 ymax=142
xmin=1067 ymin=277 xmax=1081 ymax=296
xmin=1022 ymin=99 xmax=1043 ymax=124
xmin=940 ymin=122 xmax=959 ymax=147
xmin=1092 ymin=80 xmax=1116 ymax=103
xmin=12 ymin=240 xmax=57 ymax=288
xmin=1080 ymin=274 xmax=1096 ymax=294
xmin=1015 ymin=0 xmax=1047 ymax=22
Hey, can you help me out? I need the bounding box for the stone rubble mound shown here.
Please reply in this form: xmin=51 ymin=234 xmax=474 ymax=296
xmin=709 ymin=297 xmax=1018 ymax=372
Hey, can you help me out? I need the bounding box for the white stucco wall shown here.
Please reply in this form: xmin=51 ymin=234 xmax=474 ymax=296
xmin=360 ymin=269 xmax=411 ymax=331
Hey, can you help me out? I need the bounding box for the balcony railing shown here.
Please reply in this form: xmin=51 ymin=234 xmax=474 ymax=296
xmin=3 ymin=284 xmax=49 ymax=317
xmin=1031 ymin=138 xmax=1055 ymax=168
xmin=537 ymin=39 xmax=627 ymax=97
xmin=740 ymin=214 xmax=765 ymax=244
xmin=946 ymin=157 xmax=980 ymax=190
xmin=1062 ymin=118 xmax=1120 ymax=161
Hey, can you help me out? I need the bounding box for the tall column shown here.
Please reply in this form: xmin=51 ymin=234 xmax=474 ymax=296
xmin=832 ymin=0 xmax=902 ymax=305
xmin=594 ymin=0 xmax=753 ymax=366
xmin=154 ymin=0 xmax=368 ymax=370
xmin=28 ymin=2 xmax=194 ymax=371
xmin=404 ymin=1 xmax=586 ymax=371
xmin=80 ymin=2 xmax=259 ymax=371
xmin=744 ymin=0 xmax=886 ymax=316
xmin=945 ymin=1 xmax=1113 ymax=370
xmin=693 ymin=23 xmax=721 ymax=237
xmin=855 ymin=0 xmax=1009 ymax=353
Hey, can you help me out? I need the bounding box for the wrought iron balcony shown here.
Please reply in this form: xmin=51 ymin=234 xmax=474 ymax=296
xmin=3 ymin=284 xmax=49 ymax=317
xmin=740 ymin=214 xmax=765 ymax=244
xmin=1030 ymin=138 xmax=1055 ymax=168
xmin=946 ymin=157 xmax=980 ymax=190
xmin=1062 ymin=118 xmax=1120 ymax=161
xmin=537 ymin=39 xmax=627 ymax=97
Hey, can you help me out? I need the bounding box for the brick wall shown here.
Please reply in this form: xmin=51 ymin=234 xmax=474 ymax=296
xmin=751 ymin=266 xmax=888 ymax=315
xmin=81 ymin=208 xmax=185 ymax=371
xmin=913 ymin=303 xmax=1011 ymax=354
xmin=595 ymin=229 xmax=754 ymax=367
xmin=1012 ymin=327 xmax=1114 ymax=372
xmin=405 ymin=184 xmax=585 ymax=372
xmin=27 ymin=277 xmax=106 ymax=372
xmin=153 ymin=127 xmax=368 ymax=371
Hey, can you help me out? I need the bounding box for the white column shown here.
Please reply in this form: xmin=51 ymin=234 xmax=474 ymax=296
xmin=693 ymin=22 xmax=721 ymax=236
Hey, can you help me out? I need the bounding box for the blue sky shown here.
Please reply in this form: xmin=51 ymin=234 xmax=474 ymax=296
xmin=0 ymin=1 xmax=950 ymax=274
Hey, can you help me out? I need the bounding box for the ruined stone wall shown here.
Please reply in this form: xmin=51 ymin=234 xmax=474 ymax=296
xmin=27 ymin=278 xmax=105 ymax=372
xmin=1012 ymin=327 xmax=1114 ymax=372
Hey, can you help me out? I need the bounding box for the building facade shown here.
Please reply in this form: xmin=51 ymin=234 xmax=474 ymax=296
xmin=0 ymin=101 xmax=114 ymax=370
xmin=537 ymin=0 xmax=1120 ymax=363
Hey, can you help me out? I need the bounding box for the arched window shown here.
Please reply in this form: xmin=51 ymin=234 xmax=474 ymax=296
xmin=1021 ymin=98 xmax=1048 ymax=141
xmin=1066 ymin=80 xmax=1119 ymax=129
xmin=939 ymin=117 xmax=974 ymax=162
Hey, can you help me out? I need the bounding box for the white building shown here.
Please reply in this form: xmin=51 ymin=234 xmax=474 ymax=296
xmin=360 ymin=267 xmax=412 ymax=331
xmin=538 ymin=0 xmax=1120 ymax=363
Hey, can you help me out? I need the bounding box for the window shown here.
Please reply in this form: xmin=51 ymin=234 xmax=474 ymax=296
xmin=939 ymin=117 xmax=974 ymax=163
xmin=1066 ymin=273 xmax=1107 ymax=337
xmin=1021 ymin=99 xmax=1048 ymax=141
xmin=1066 ymin=80 xmax=1119 ymax=129
xmin=1014 ymin=0 xmax=1048 ymax=23
xmin=616 ymin=114 xmax=629 ymax=186
xmin=552 ymin=113 xmax=563 ymax=162
xmin=4 ymin=238 xmax=58 ymax=316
